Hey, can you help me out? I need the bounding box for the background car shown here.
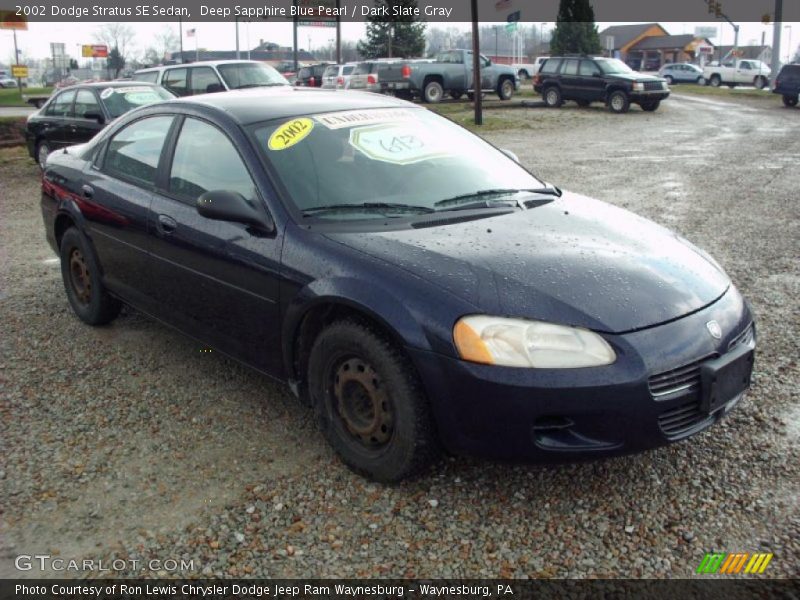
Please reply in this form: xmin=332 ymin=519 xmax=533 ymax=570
xmin=772 ymin=63 xmax=800 ymax=107
xmin=40 ymin=88 xmax=755 ymax=482
xmin=132 ymin=60 xmax=289 ymax=96
xmin=0 ymin=75 xmax=18 ymax=88
xmin=295 ymin=63 xmax=333 ymax=87
xmin=658 ymin=63 xmax=703 ymax=84
xmin=25 ymin=81 xmax=174 ymax=168
xmin=321 ymin=63 xmax=357 ymax=89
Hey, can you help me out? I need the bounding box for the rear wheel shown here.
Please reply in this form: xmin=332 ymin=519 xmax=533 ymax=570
xmin=608 ymin=90 xmax=630 ymax=113
xmin=709 ymin=74 xmax=722 ymax=87
xmin=59 ymin=228 xmax=121 ymax=325
xmin=783 ymin=94 xmax=799 ymax=107
xmin=543 ymin=86 xmax=562 ymax=108
xmin=36 ymin=140 xmax=52 ymax=170
xmin=423 ymin=80 xmax=444 ymax=104
xmin=753 ymin=76 xmax=768 ymax=90
xmin=308 ymin=320 xmax=439 ymax=482
xmin=664 ymin=75 xmax=674 ymax=85
xmin=497 ymin=78 xmax=514 ymax=100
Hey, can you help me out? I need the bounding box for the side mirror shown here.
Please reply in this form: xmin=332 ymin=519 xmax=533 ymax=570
xmin=196 ymin=190 xmax=273 ymax=232
xmin=592 ymin=72 xmax=602 ymax=77
xmin=84 ymin=111 xmax=105 ymax=124
xmin=500 ymin=148 xmax=520 ymax=163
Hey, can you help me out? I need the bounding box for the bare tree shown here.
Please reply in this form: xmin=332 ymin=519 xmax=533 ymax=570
xmin=143 ymin=26 xmax=180 ymax=66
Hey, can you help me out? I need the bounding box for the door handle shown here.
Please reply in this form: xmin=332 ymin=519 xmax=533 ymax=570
xmin=81 ymin=184 xmax=94 ymax=199
xmin=157 ymin=214 xmax=177 ymax=234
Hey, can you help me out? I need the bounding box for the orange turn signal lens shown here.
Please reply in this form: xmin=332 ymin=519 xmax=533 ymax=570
xmin=453 ymin=320 xmax=495 ymax=365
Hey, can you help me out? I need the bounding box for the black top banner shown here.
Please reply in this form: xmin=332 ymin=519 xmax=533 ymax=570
xmin=1 ymin=0 xmax=798 ymax=23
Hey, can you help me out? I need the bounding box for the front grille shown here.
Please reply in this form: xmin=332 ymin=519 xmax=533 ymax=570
xmin=648 ymin=356 xmax=712 ymax=399
xmin=658 ymin=401 xmax=710 ymax=438
xmin=644 ymin=81 xmax=664 ymax=91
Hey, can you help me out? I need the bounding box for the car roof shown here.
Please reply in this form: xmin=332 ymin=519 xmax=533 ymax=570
xmin=164 ymin=87 xmax=417 ymax=126
xmin=58 ymin=81 xmax=160 ymax=90
xmin=135 ymin=60 xmax=270 ymax=73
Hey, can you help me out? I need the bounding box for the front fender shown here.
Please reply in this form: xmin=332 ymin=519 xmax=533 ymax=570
xmin=281 ymin=275 xmax=435 ymax=378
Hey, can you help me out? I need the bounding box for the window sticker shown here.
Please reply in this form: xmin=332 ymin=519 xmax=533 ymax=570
xmin=315 ymin=108 xmax=417 ymax=130
xmin=100 ymin=87 xmax=115 ymax=99
xmin=349 ymin=123 xmax=449 ymax=165
xmin=268 ymin=117 xmax=314 ymax=151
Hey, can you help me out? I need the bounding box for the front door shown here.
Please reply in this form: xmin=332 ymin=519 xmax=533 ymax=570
xmin=578 ymin=59 xmax=605 ymax=101
xmin=69 ymin=88 xmax=106 ymax=145
xmin=147 ymin=116 xmax=284 ymax=374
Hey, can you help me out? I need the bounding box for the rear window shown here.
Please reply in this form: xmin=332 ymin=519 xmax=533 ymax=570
xmin=352 ymin=63 xmax=376 ymax=75
xmin=323 ymin=66 xmax=338 ymax=78
xmin=540 ymin=59 xmax=562 ymax=74
xmin=99 ymin=85 xmax=175 ymax=118
xmin=343 ymin=65 xmax=355 ymax=75
xmin=132 ymin=71 xmax=159 ymax=83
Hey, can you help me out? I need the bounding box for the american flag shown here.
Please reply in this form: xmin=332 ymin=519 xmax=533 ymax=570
xmin=186 ymin=28 xmax=196 ymax=37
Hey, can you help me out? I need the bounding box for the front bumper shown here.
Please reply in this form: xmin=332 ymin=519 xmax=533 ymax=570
xmin=409 ymin=288 xmax=754 ymax=462
xmin=630 ymin=90 xmax=670 ymax=103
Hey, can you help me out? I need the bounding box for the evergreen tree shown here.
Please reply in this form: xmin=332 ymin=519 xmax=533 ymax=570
xmin=107 ymin=47 xmax=125 ymax=77
xmin=357 ymin=0 xmax=427 ymax=59
xmin=549 ymin=0 xmax=601 ymax=56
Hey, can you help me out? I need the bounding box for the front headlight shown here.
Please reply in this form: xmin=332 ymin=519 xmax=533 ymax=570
xmin=454 ymin=316 xmax=616 ymax=368
xmin=632 ymin=82 xmax=644 ymax=92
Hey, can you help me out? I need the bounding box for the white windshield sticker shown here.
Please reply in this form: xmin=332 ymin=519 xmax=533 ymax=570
xmin=315 ymin=108 xmax=417 ymax=130
xmin=349 ymin=123 xmax=449 ymax=165
xmin=122 ymin=91 xmax=162 ymax=105
xmin=100 ymin=87 xmax=115 ymax=99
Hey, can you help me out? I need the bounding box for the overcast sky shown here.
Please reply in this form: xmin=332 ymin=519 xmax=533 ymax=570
xmin=2 ymin=20 xmax=798 ymax=64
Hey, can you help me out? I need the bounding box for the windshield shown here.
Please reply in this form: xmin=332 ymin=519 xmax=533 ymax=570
xmin=217 ymin=63 xmax=289 ymax=89
xmin=99 ymin=86 xmax=174 ymax=118
xmin=596 ymin=59 xmax=635 ymax=74
xmin=252 ymin=108 xmax=544 ymax=221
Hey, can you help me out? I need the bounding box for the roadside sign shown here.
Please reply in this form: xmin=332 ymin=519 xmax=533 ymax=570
xmin=507 ymin=10 xmax=520 ymax=22
xmin=695 ymin=26 xmax=718 ymax=39
xmin=11 ymin=64 xmax=28 ymax=78
xmin=605 ymin=36 xmax=615 ymax=51
xmin=505 ymin=22 xmax=517 ymax=33
xmin=82 ymin=44 xmax=109 ymax=58
xmin=0 ymin=11 xmax=27 ymax=30
xmin=50 ymin=42 xmax=66 ymax=57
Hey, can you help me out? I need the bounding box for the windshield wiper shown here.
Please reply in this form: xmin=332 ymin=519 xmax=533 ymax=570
xmin=302 ymin=202 xmax=436 ymax=217
xmin=434 ymin=187 xmax=561 ymax=209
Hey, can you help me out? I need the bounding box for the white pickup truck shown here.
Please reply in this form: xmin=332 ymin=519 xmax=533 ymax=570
xmin=512 ymin=57 xmax=548 ymax=80
xmin=701 ymin=59 xmax=771 ymax=89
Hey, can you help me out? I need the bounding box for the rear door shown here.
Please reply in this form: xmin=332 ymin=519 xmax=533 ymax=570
xmin=189 ymin=66 xmax=225 ymax=95
xmin=162 ymin=67 xmax=189 ymax=96
xmin=559 ymin=59 xmax=581 ymax=99
xmin=41 ymin=89 xmax=76 ymax=150
xmin=89 ymin=114 xmax=176 ymax=308
xmin=147 ymin=116 xmax=283 ymax=373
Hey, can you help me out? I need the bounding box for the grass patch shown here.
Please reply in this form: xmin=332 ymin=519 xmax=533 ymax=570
xmin=0 ymin=116 xmax=27 ymax=147
xmin=0 ymin=145 xmax=28 ymax=166
xmin=670 ymin=83 xmax=774 ymax=100
xmin=0 ymin=87 xmax=52 ymax=107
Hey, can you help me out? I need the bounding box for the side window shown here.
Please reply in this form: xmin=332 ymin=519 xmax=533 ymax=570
xmin=579 ymin=60 xmax=600 ymax=76
xmin=563 ymin=59 xmax=579 ymax=76
xmin=45 ymin=90 xmax=76 ymax=117
xmin=740 ymin=61 xmax=752 ymax=70
xmin=190 ymin=67 xmax=223 ymax=95
xmin=104 ymin=116 xmax=174 ymax=187
xmin=540 ymin=59 xmax=561 ymax=74
xmin=73 ymin=89 xmax=101 ymax=119
xmin=169 ymin=118 xmax=257 ymax=204
xmin=163 ymin=68 xmax=188 ymax=96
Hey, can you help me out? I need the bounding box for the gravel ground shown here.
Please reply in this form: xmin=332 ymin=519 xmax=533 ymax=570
xmin=1 ymin=95 xmax=798 ymax=580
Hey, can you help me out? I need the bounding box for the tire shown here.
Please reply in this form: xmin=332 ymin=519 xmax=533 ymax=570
xmin=576 ymin=99 xmax=590 ymax=107
xmin=497 ymin=78 xmax=514 ymax=100
xmin=36 ymin=140 xmax=52 ymax=170
xmin=664 ymin=75 xmax=674 ymax=85
xmin=543 ymin=86 xmax=562 ymax=108
xmin=423 ymin=80 xmax=444 ymax=104
xmin=754 ymin=76 xmax=767 ymax=90
xmin=308 ymin=320 xmax=440 ymax=482
xmin=59 ymin=228 xmax=121 ymax=326
xmin=641 ymin=100 xmax=661 ymax=112
xmin=783 ymin=94 xmax=799 ymax=107
xmin=608 ymin=90 xmax=630 ymax=113
xmin=450 ymin=91 xmax=464 ymax=100
xmin=709 ymin=74 xmax=721 ymax=87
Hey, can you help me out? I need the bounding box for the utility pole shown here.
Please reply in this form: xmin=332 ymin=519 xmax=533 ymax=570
xmin=771 ymin=0 xmax=782 ymax=88
xmin=235 ymin=17 xmax=240 ymax=59
xmin=178 ymin=17 xmax=184 ymax=62
xmin=13 ymin=29 xmax=21 ymax=94
xmin=471 ymin=0 xmax=482 ymax=125
xmin=335 ymin=0 xmax=341 ymax=64
xmin=293 ymin=0 xmax=298 ymax=71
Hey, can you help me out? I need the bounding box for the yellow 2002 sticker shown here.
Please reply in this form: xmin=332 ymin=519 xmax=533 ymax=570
xmin=268 ymin=118 xmax=314 ymax=151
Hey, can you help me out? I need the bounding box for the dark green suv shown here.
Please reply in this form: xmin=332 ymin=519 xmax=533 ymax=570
xmin=533 ymin=56 xmax=670 ymax=113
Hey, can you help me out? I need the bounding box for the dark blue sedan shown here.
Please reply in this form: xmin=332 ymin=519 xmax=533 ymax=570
xmin=40 ymin=88 xmax=756 ymax=481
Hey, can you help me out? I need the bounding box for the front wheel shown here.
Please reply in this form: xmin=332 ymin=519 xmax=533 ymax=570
xmin=59 ymin=228 xmax=121 ymax=325
xmin=423 ymin=80 xmax=444 ymax=104
xmin=783 ymin=94 xmax=799 ymax=107
xmin=608 ymin=90 xmax=630 ymax=113
xmin=709 ymin=75 xmax=722 ymax=87
xmin=497 ymin=78 xmax=514 ymax=100
xmin=543 ymin=86 xmax=562 ymax=107
xmin=641 ymin=100 xmax=661 ymax=112
xmin=664 ymin=75 xmax=674 ymax=85
xmin=36 ymin=140 xmax=52 ymax=170
xmin=308 ymin=320 xmax=440 ymax=482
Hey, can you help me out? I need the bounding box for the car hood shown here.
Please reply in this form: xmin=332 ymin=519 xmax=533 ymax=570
xmin=324 ymin=192 xmax=729 ymax=333
xmin=608 ymin=72 xmax=664 ymax=83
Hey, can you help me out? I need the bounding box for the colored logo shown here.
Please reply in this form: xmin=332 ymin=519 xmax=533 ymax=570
xmin=697 ymin=552 xmax=773 ymax=574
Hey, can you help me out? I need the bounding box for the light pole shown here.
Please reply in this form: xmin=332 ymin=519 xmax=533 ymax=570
xmin=540 ymin=22 xmax=547 ymax=52
xmin=784 ymin=25 xmax=792 ymax=63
